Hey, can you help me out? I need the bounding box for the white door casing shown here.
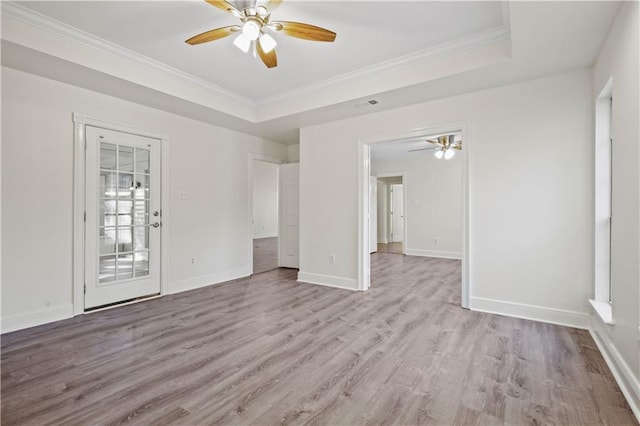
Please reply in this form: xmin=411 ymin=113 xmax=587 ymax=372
xmin=85 ymin=126 xmax=161 ymax=309
xmin=279 ymin=163 xmax=300 ymax=268
xmin=370 ymin=176 xmax=378 ymax=253
xmin=358 ymin=122 xmax=469 ymax=307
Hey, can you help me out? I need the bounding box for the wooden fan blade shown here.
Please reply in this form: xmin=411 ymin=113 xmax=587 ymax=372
xmin=185 ymin=26 xmax=239 ymax=45
xmin=273 ymin=21 xmax=336 ymax=42
xmin=204 ymin=0 xmax=237 ymax=13
xmin=453 ymin=145 xmax=463 ymax=150
xmin=425 ymin=139 xmax=440 ymax=145
xmin=257 ymin=42 xmax=278 ymax=68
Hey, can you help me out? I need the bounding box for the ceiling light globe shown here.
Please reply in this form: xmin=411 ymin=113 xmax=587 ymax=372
xmin=444 ymin=149 xmax=455 ymax=160
xmin=259 ymin=33 xmax=277 ymax=53
xmin=434 ymin=150 xmax=444 ymax=160
xmin=242 ymin=20 xmax=261 ymax=41
xmin=233 ymin=33 xmax=251 ymax=53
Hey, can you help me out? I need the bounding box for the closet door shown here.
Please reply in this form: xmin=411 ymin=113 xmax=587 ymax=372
xmin=279 ymin=163 xmax=299 ymax=268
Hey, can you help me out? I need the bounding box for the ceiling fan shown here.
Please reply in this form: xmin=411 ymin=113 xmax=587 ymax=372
xmin=409 ymin=135 xmax=462 ymax=160
xmin=185 ymin=0 xmax=337 ymax=69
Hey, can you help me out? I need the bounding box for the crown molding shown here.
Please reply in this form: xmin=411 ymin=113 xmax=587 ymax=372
xmin=2 ymin=1 xmax=512 ymax=116
xmin=258 ymin=2 xmax=511 ymax=106
xmin=1 ymin=1 xmax=256 ymax=107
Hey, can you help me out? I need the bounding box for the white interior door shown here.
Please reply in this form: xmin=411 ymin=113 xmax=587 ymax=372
xmin=390 ymin=184 xmax=404 ymax=243
xmin=279 ymin=163 xmax=299 ymax=268
xmin=369 ymin=176 xmax=378 ymax=253
xmin=85 ymin=126 xmax=161 ymax=309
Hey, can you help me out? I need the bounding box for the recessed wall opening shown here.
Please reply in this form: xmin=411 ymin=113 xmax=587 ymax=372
xmin=359 ymin=126 xmax=468 ymax=307
xmin=252 ymin=160 xmax=280 ymax=274
xmin=590 ymin=77 xmax=613 ymax=324
xmin=374 ymin=176 xmax=405 ymax=255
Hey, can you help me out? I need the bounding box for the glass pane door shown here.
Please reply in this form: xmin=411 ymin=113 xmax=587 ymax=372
xmin=85 ymin=126 xmax=161 ymax=309
xmin=98 ymin=143 xmax=151 ymax=283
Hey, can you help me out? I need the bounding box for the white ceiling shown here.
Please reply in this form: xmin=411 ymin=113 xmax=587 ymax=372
xmin=1 ymin=1 xmax=622 ymax=144
xmin=14 ymin=1 xmax=506 ymax=102
xmin=371 ymin=133 xmax=462 ymax=162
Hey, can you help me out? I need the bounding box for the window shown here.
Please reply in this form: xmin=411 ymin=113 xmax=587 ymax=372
xmin=590 ymin=77 xmax=613 ymax=324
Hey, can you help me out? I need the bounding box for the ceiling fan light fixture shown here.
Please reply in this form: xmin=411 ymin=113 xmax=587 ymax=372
xmin=256 ymin=5 xmax=268 ymax=17
xmin=242 ymin=19 xmax=261 ymax=41
xmin=444 ymin=149 xmax=455 ymax=160
xmin=233 ymin=33 xmax=251 ymax=53
xmin=259 ymin=32 xmax=277 ymax=53
xmin=434 ymin=150 xmax=445 ymax=160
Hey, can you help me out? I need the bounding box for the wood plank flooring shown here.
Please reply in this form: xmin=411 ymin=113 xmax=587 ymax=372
xmin=1 ymin=254 xmax=637 ymax=425
xmin=377 ymin=242 xmax=403 ymax=255
xmin=253 ymin=237 xmax=279 ymax=274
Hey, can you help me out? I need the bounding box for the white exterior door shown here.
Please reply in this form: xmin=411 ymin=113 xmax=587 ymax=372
xmin=85 ymin=126 xmax=161 ymax=309
xmin=390 ymin=184 xmax=404 ymax=243
xmin=279 ymin=163 xmax=299 ymax=268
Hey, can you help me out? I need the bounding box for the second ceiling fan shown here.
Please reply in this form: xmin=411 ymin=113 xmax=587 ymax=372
xmin=185 ymin=0 xmax=337 ymax=69
xmin=409 ymin=135 xmax=462 ymax=160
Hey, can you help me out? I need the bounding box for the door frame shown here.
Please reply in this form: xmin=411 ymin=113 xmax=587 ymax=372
xmin=376 ymin=173 xmax=407 ymax=251
xmin=357 ymin=122 xmax=470 ymax=308
xmin=247 ymin=153 xmax=283 ymax=275
xmin=72 ymin=113 xmax=170 ymax=315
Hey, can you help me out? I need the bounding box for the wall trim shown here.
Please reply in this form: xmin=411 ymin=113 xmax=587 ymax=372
xmin=405 ymin=249 xmax=462 ymax=259
xmin=470 ymin=297 xmax=590 ymax=329
xmin=1 ymin=304 xmax=74 ymax=334
xmin=259 ymin=20 xmax=511 ymax=105
xmin=590 ymin=316 xmax=640 ymax=422
xmin=2 ymin=2 xmax=254 ymax=107
xmin=297 ymin=272 xmax=359 ymax=291
xmin=168 ymin=267 xmax=251 ymax=295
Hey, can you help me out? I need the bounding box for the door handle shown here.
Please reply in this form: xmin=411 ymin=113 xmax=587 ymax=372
xmin=151 ymin=222 xmax=160 ymax=228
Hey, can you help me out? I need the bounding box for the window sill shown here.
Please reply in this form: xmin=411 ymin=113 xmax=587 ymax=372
xmin=589 ymin=299 xmax=614 ymax=325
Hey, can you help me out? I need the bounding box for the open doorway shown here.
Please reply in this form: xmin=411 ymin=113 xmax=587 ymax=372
xmin=375 ymin=176 xmax=405 ymax=255
xmin=252 ymin=160 xmax=279 ymax=274
xmin=359 ymin=125 xmax=469 ymax=307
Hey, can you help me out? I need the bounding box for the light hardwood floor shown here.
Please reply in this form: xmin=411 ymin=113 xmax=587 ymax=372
xmin=377 ymin=242 xmax=403 ymax=255
xmin=253 ymin=236 xmax=279 ymax=274
xmin=1 ymin=254 xmax=636 ymax=425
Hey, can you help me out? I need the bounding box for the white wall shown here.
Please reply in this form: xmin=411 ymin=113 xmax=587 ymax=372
xmin=252 ymin=160 xmax=279 ymax=239
xmin=1 ymin=67 xmax=288 ymax=332
xmin=590 ymin=1 xmax=640 ymax=417
xmin=288 ymin=144 xmax=300 ymax=163
xmin=373 ymin=152 xmax=463 ymax=258
xmin=300 ymin=68 xmax=593 ymax=325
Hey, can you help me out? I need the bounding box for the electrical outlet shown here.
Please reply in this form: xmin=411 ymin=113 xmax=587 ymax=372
xmin=329 ymin=254 xmax=336 ymax=264
xmin=191 ymin=257 xmax=196 ymax=265
xmin=434 ymin=237 xmax=440 ymax=245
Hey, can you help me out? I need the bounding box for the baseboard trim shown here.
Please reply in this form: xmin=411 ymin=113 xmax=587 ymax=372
xmin=470 ymin=297 xmax=589 ymax=329
xmin=1 ymin=304 xmax=74 ymax=334
xmin=405 ymin=248 xmax=462 ymax=259
xmin=590 ymin=316 xmax=640 ymax=422
xmin=253 ymin=233 xmax=278 ymax=239
xmin=168 ymin=267 xmax=250 ymax=295
xmin=297 ymin=271 xmax=359 ymax=291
